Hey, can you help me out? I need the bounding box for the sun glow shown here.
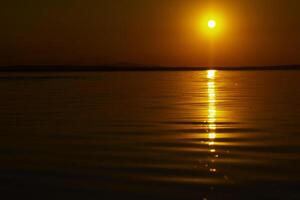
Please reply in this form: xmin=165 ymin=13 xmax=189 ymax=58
xmin=208 ymin=20 xmax=216 ymax=29
xmin=195 ymin=9 xmax=227 ymax=37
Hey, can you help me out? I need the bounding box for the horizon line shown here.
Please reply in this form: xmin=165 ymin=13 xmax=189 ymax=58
xmin=0 ymin=65 xmax=300 ymax=72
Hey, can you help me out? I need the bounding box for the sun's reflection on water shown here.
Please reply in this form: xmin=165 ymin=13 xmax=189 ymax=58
xmin=207 ymin=70 xmax=216 ymax=79
xmin=207 ymin=70 xmax=218 ymax=174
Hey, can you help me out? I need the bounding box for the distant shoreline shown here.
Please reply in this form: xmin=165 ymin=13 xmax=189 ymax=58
xmin=0 ymin=65 xmax=299 ymax=72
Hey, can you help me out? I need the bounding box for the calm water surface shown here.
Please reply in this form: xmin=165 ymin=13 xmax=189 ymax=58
xmin=0 ymin=71 xmax=299 ymax=199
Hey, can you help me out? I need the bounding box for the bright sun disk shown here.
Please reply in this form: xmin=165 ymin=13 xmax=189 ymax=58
xmin=208 ymin=20 xmax=216 ymax=29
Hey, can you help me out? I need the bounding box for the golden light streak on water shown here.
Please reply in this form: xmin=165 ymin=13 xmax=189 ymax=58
xmin=207 ymin=70 xmax=218 ymax=175
xmin=207 ymin=70 xmax=216 ymax=79
xmin=209 ymin=133 xmax=216 ymax=139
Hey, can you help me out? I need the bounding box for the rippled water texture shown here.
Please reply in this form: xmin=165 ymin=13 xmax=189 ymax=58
xmin=0 ymin=71 xmax=299 ymax=199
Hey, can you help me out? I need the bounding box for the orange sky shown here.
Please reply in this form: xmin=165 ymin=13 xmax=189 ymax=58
xmin=1 ymin=0 xmax=300 ymax=66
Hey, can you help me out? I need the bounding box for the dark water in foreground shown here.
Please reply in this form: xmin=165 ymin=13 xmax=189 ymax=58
xmin=0 ymin=71 xmax=299 ymax=199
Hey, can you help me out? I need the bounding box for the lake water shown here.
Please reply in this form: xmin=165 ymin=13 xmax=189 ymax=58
xmin=0 ymin=70 xmax=299 ymax=199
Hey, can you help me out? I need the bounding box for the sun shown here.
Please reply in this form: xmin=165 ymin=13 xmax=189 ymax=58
xmin=208 ymin=20 xmax=216 ymax=29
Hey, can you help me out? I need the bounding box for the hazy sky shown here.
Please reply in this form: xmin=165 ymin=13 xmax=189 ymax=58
xmin=1 ymin=0 xmax=300 ymax=66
